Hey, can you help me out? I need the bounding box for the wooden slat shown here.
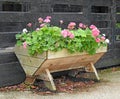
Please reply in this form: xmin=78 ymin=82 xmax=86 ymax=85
xmin=48 ymin=47 xmax=107 ymax=59
xmin=21 ymin=65 xmax=38 ymax=76
xmin=90 ymin=62 xmax=100 ymax=80
xmin=14 ymin=45 xmax=47 ymax=58
xmin=35 ymin=52 xmax=105 ymax=75
xmin=44 ymin=69 xmax=56 ymax=91
xmin=90 ymin=0 xmax=112 ymax=6
xmin=0 ymin=52 xmax=17 ymax=64
xmin=15 ymin=46 xmax=106 ymax=76
xmin=90 ymin=14 xmax=111 ymax=21
xmin=0 ymin=33 xmax=16 ymax=48
xmin=0 ymin=62 xmax=25 ymax=87
xmin=15 ymin=54 xmax=45 ymax=68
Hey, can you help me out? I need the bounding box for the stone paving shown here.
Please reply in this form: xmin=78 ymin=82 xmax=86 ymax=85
xmin=0 ymin=68 xmax=120 ymax=99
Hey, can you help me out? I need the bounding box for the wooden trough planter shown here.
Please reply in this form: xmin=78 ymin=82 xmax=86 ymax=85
xmin=14 ymin=45 xmax=107 ymax=90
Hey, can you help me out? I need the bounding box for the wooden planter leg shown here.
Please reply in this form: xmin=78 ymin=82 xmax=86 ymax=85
xmin=86 ymin=62 xmax=100 ymax=81
xmin=43 ymin=69 xmax=56 ymax=91
xmin=25 ymin=76 xmax=36 ymax=85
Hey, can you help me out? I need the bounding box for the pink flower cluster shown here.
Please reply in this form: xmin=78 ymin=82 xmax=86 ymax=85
xmin=67 ymin=22 xmax=76 ymax=30
xmin=27 ymin=23 xmax=32 ymax=27
xmin=79 ymin=23 xmax=87 ymax=29
xmin=44 ymin=16 xmax=51 ymax=23
xmin=38 ymin=17 xmax=43 ymax=23
xmin=23 ymin=42 xmax=27 ymax=49
xmin=26 ymin=16 xmax=108 ymax=44
xmin=90 ymin=25 xmax=100 ymax=37
xmin=38 ymin=16 xmax=51 ymax=23
xmin=61 ymin=29 xmax=74 ymax=38
xmin=27 ymin=16 xmax=52 ymax=31
xmin=89 ymin=25 xmax=106 ymax=43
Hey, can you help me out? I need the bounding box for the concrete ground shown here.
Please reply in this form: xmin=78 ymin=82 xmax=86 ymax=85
xmin=0 ymin=68 xmax=120 ymax=99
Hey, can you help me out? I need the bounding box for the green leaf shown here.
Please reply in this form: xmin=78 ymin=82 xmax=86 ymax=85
xmin=15 ymin=34 xmax=22 ymax=39
xmin=77 ymin=29 xmax=87 ymax=37
xmin=16 ymin=40 xmax=22 ymax=46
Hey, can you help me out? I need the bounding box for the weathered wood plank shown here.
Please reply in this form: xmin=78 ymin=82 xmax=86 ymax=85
xmin=43 ymin=69 xmax=56 ymax=91
xmin=15 ymin=54 xmax=46 ymax=68
xmin=90 ymin=14 xmax=111 ymax=21
xmin=14 ymin=45 xmax=47 ymax=58
xmin=91 ymin=62 xmax=100 ymax=80
xmin=25 ymin=76 xmax=36 ymax=84
xmin=0 ymin=33 xmax=16 ymax=48
xmin=0 ymin=52 xmax=17 ymax=64
xmin=53 ymin=0 xmax=83 ymax=4
xmin=48 ymin=47 xmax=107 ymax=59
xmin=86 ymin=62 xmax=100 ymax=80
xmin=0 ymin=62 xmax=26 ymax=87
xmin=35 ymin=52 xmax=105 ymax=75
xmin=15 ymin=46 xmax=106 ymax=76
xmin=90 ymin=0 xmax=112 ymax=6
xmin=21 ymin=65 xmax=38 ymax=76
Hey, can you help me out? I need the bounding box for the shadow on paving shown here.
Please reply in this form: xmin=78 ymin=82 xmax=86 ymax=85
xmin=0 ymin=66 xmax=120 ymax=99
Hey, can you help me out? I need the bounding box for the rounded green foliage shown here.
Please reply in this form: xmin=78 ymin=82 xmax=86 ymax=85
xmin=15 ymin=16 xmax=109 ymax=55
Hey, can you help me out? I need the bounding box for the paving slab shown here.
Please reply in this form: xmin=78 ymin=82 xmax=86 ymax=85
xmin=0 ymin=69 xmax=120 ymax=99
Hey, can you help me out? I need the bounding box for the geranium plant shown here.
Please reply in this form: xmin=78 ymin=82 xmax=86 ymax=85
xmin=15 ymin=16 xmax=109 ymax=55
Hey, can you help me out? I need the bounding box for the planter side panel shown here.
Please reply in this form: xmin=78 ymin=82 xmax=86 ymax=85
xmin=14 ymin=46 xmax=47 ymax=76
xmin=35 ymin=52 xmax=105 ymax=75
xmin=48 ymin=47 xmax=107 ymax=59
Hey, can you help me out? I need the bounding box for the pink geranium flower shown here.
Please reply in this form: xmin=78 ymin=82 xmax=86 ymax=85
xmin=61 ymin=29 xmax=74 ymax=38
xmin=92 ymin=28 xmax=100 ymax=37
xmin=23 ymin=42 xmax=27 ymax=49
xmin=61 ymin=29 xmax=68 ymax=38
xmin=68 ymin=22 xmax=76 ymax=27
xmin=96 ymin=38 xmax=101 ymax=43
xmin=38 ymin=17 xmax=43 ymax=23
xmin=90 ymin=25 xmax=97 ymax=29
xmin=67 ymin=31 xmax=71 ymax=36
xmin=44 ymin=18 xmax=51 ymax=23
xmin=67 ymin=22 xmax=76 ymax=30
xmin=40 ymin=24 xmax=45 ymax=27
xmin=79 ymin=23 xmax=87 ymax=29
xmin=69 ymin=33 xmax=74 ymax=39
xmin=79 ymin=23 xmax=84 ymax=28
xmin=101 ymin=36 xmax=106 ymax=40
xmin=27 ymin=23 xmax=32 ymax=27
xmin=36 ymin=28 xmax=40 ymax=31
xmin=46 ymin=16 xmax=51 ymax=19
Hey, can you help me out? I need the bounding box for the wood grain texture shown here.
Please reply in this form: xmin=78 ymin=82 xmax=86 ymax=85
xmin=14 ymin=46 xmax=107 ymax=76
xmin=0 ymin=52 xmax=17 ymax=64
xmin=35 ymin=52 xmax=105 ymax=75
xmin=0 ymin=33 xmax=16 ymax=48
xmin=14 ymin=45 xmax=47 ymax=58
xmin=44 ymin=69 xmax=56 ymax=91
xmin=0 ymin=62 xmax=26 ymax=87
xmin=14 ymin=46 xmax=47 ymax=76
xmin=47 ymin=47 xmax=107 ymax=59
